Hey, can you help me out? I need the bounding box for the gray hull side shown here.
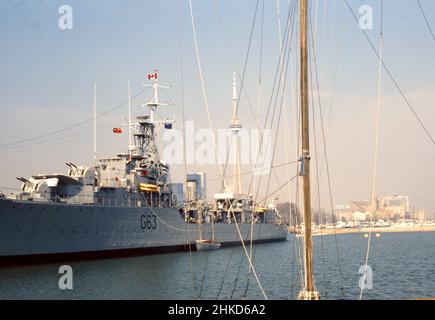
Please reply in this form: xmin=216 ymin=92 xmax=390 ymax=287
xmin=0 ymin=199 xmax=287 ymax=257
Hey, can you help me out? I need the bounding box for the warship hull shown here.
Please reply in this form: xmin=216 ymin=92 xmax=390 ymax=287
xmin=0 ymin=198 xmax=288 ymax=264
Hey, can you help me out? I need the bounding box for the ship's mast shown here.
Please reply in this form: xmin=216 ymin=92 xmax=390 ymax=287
xmin=93 ymin=82 xmax=97 ymax=163
xmin=126 ymin=72 xmax=173 ymax=159
xmin=128 ymin=80 xmax=133 ymax=158
xmin=229 ymin=71 xmax=242 ymax=195
xmin=143 ymin=72 xmax=169 ymax=123
xmin=298 ymin=0 xmax=320 ymax=300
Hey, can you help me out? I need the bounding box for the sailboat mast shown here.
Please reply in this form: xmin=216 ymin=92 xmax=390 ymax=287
xmin=299 ymin=0 xmax=319 ymax=300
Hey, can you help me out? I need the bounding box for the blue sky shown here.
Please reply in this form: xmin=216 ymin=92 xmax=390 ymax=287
xmin=0 ymin=0 xmax=434 ymax=212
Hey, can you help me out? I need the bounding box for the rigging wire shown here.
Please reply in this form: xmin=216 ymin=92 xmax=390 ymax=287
xmin=248 ymin=0 xmax=294 ymax=212
xmin=245 ymin=181 xmax=297 ymax=298
xmin=417 ymin=0 xmax=435 ymax=42
xmin=324 ymin=14 xmax=343 ymax=127
xmin=216 ymin=247 xmax=235 ymax=299
xmin=243 ymin=0 xmax=264 ymax=297
xmin=212 ymin=0 xmax=297 ymax=298
xmin=232 ymin=0 xmax=261 ymax=119
xmin=279 ymin=0 xmax=295 ymax=229
xmin=308 ymin=5 xmax=346 ymax=298
xmin=289 ymin=229 xmax=298 ymax=298
xmin=212 ymin=2 xmax=298 ymax=298
xmin=213 ymin=0 xmax=296 ymax=211
xmin=212 ymin=0 xmax=263 ymax=129
xmin=248 ymin=0 xmax=265 ymax=284
xmin=215 ymin=193 xmax=271 ymax=300
xmin=178 ymin=0 xmax=197 ymax=299
xmin=309 ymin=46 xmax=328 ymax=299
xmin=262 ymin=0 xmax=297 ymax=208
xmin=307 ymin=0 xmax=328 ymax=299
xmin=198 ymin=249 xmax=211 ymax=299
xmin=256 ymin=0 xmax=265 ymax=129
xmin=280 ymin=0 xmax=299 ymax=251
xmin=188 ymin=0 xmax=227 ymax=190
xmin=344 ymin=0 xmax=435 ymax=146
xmin=159 ymin=89 xmax=193 ymax=122
xmin=220 ymin=0 xmax=261 ymax=190
xmin=256 ymin=174 xmax=298 ymax=205
xmin=227 ymin=201 xmax=269 ymax=300
xmin=262 ymin=47 xmax=293 ymax=206
xmin=215 ymin=1 xmax=296 ymax=200
xmin=227 ymin=0 xmax=290 ymax=205
xmin=230 ymin=249 xmax=247 ymax=299
xmin=140 ymin=192 xmax=215 ymax=233
xmin=206 ymin=160 xmax=299 ymax=182
xmin=243 ymin=1 xmax=297 ymax=296
xmin=0 ymin=87 xmax=150 ymax=150
xmin=0 ymin=120 xmax=122 ymax=155
xmin=360 ymin=0 xmax=384 ymax=301
xmin=215 ymin=0 xmax=298 ymax=215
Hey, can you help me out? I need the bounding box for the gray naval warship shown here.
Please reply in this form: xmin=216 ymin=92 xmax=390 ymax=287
xmin=0 ymin=73 xmax=287 ymax=263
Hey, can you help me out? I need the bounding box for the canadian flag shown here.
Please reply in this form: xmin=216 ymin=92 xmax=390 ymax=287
xmin=147 ymin=72 xmax=158 ymax=80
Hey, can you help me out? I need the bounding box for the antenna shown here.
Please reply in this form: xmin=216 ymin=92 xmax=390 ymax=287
xmin=142 ymin=71 xmax=172 ymax=125
xmin=93 ymin=82 xmax=97 ymax=163
xmin=229 ymin=71 xmax=242 ymax=195
xmin=128 ymin=80 xmax=132 ymax=158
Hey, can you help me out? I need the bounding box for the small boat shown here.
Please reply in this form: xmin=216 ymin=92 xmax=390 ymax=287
xmin=195 ymin=239 xmax=221 ymax=251
xmin=195 ymin=209 xmax=221 ymax=251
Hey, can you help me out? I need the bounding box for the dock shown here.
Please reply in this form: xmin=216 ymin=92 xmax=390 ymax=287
xmin=289 ymin=225 xmax=435 ymax=235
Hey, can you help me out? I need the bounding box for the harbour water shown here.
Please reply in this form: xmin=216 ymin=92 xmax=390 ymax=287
xmin=0 ymin=232 xmax=433 ymax=300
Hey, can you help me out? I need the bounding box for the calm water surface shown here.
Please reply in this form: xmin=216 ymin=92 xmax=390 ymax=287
xmin=0 ymin=232 xmax=433 ymax=299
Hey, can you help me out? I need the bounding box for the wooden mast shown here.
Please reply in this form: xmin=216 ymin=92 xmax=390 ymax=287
xmin=298 ymin=0 xmax=320 ymax=300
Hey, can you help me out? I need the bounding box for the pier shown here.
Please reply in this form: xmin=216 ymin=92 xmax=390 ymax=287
xmin=289 ymin=224 xmax=435 ymax=235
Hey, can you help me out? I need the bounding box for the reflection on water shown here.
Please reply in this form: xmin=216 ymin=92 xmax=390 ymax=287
xmin=0 ymin=232 xmax=433 ymax=299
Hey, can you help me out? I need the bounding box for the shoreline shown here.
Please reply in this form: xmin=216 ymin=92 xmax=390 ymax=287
xmin=288 ymin=225 xmax=435 ymax=235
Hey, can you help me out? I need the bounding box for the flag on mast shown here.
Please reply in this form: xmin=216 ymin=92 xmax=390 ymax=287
xmin=147 ymin=72 xmax=158 ymax=80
